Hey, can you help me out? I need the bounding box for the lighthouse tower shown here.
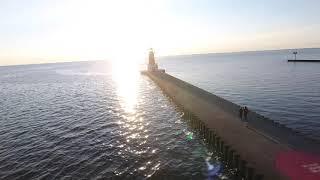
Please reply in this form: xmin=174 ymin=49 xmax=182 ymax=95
xmin=144 ymin=48 xmax=165 ymax=73
xmin=148 ymin=48 xmax=159 ymax=71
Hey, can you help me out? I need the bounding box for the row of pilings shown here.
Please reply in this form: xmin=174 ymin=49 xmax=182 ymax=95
xmin=182 ymin=109 xmax=264 ymax=180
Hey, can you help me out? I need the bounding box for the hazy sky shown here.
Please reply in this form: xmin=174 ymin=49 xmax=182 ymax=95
xmin=1 ymin=0 xmax=320 ymax=65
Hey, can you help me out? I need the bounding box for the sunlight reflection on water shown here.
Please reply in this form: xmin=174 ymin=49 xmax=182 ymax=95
xmin=111 ymin=60 xmax=165 ymax=176
xmin=111 ymin=61 xmax=228 ymax=178
xmin=112 ymin=61 xmax=140 ymax=113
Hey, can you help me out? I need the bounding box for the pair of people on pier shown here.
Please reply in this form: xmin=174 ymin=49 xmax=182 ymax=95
xmin=239 ymin=106 xmax=249 ymax=125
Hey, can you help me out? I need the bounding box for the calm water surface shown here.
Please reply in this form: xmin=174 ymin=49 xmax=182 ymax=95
xmin=1 ymin=48 xmax=319 ymax=179
xmin=0 ymin=62 xmax=230 ymax=179
xmin=160 ymin=48 xmax=320 ymax=140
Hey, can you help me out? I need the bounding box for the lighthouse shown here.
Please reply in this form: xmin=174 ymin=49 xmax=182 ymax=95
xmin=148 ymin=48 xmax=158 ymax=71
xmin=147 ymin=48 xmax=165 ymax=73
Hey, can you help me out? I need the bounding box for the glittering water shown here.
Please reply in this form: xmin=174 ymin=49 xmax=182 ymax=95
xmin=159 ymin=48 xmax=320 ymax=141
xmin=0 ymin=61 xmax=231 ymax=179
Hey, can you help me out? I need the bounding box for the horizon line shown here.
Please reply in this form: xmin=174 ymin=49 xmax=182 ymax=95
xmin=1 ymin=47 xmax=319 ymax=67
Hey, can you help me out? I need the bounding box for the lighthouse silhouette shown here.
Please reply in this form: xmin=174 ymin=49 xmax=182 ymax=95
xmin=147 ymin=48 xmax=158 ymax=71
xmin=146 ymin=48 xmax=165 ymax=73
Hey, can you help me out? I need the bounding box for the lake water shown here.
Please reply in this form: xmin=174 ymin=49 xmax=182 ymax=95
xmin=159 ymin=48 xmax=320 ymax=141
xmin=0 ymin=61 xmax=230 ymax=179
xmin=0 ymin=48 xmax=319 ymax=179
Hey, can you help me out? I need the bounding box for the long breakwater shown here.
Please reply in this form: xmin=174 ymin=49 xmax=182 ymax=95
xmin=142 ymin=71 xmax=320 ymax=180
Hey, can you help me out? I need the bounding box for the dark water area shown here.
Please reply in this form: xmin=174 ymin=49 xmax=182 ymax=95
xmin=159 ymin=48 xmax=320 ymax=141
xmin=0 ymin=62 xmax=230 ymax=179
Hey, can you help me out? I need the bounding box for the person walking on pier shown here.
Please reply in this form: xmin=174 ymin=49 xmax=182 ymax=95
xmin=239 ymin=107 xmax=243 ymax=120
xmin=244 ymin=106 xmax=249 ymax=121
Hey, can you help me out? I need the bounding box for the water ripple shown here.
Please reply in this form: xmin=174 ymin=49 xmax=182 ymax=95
xmin=0 ymin=62 xmax=229 ymax=179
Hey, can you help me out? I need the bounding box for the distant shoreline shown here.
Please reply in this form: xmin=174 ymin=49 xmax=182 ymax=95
xmin=0 ymin=59 xmax=109 ymax=68
xmin=160 ymin=47 xmax=320 ymax=58
xmin=1 ymin=47 xmax=320 ymax=67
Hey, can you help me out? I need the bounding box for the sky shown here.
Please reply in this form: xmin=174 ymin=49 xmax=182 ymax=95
xmin=0 ymin=0 xmax=320 ymax=66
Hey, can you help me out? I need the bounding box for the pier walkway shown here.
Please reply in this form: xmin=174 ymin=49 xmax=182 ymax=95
xmin=143 ymin=71 xmax=320 ymax=180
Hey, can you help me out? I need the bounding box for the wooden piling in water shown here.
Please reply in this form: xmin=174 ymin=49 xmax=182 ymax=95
xmin=224 ymin=145 xmax=229 ymax=162
xmin=240 ymin=160 xmax=247 ymax=179
xmin=247 ymin=167 xmax=254 ymax=180
xmin=255 ymin=174 xmax=264 ymax=180
xmin=216 ymin=137 xmax=221 ymax=151
xmin=234 ymin=154 xmax=240 ymax=170
xmin=220 ymin=141 xmax=224 ymax=154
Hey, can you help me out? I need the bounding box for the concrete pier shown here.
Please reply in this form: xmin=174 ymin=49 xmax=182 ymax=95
xmin=288 ymin=59 xmax=320 ymax=62
xmin=142 ymin=71 xmax=320 ymax=180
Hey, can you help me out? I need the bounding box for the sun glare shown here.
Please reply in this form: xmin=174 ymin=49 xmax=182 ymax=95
xmin=112 ymin=55 xmax=141 ymax=113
